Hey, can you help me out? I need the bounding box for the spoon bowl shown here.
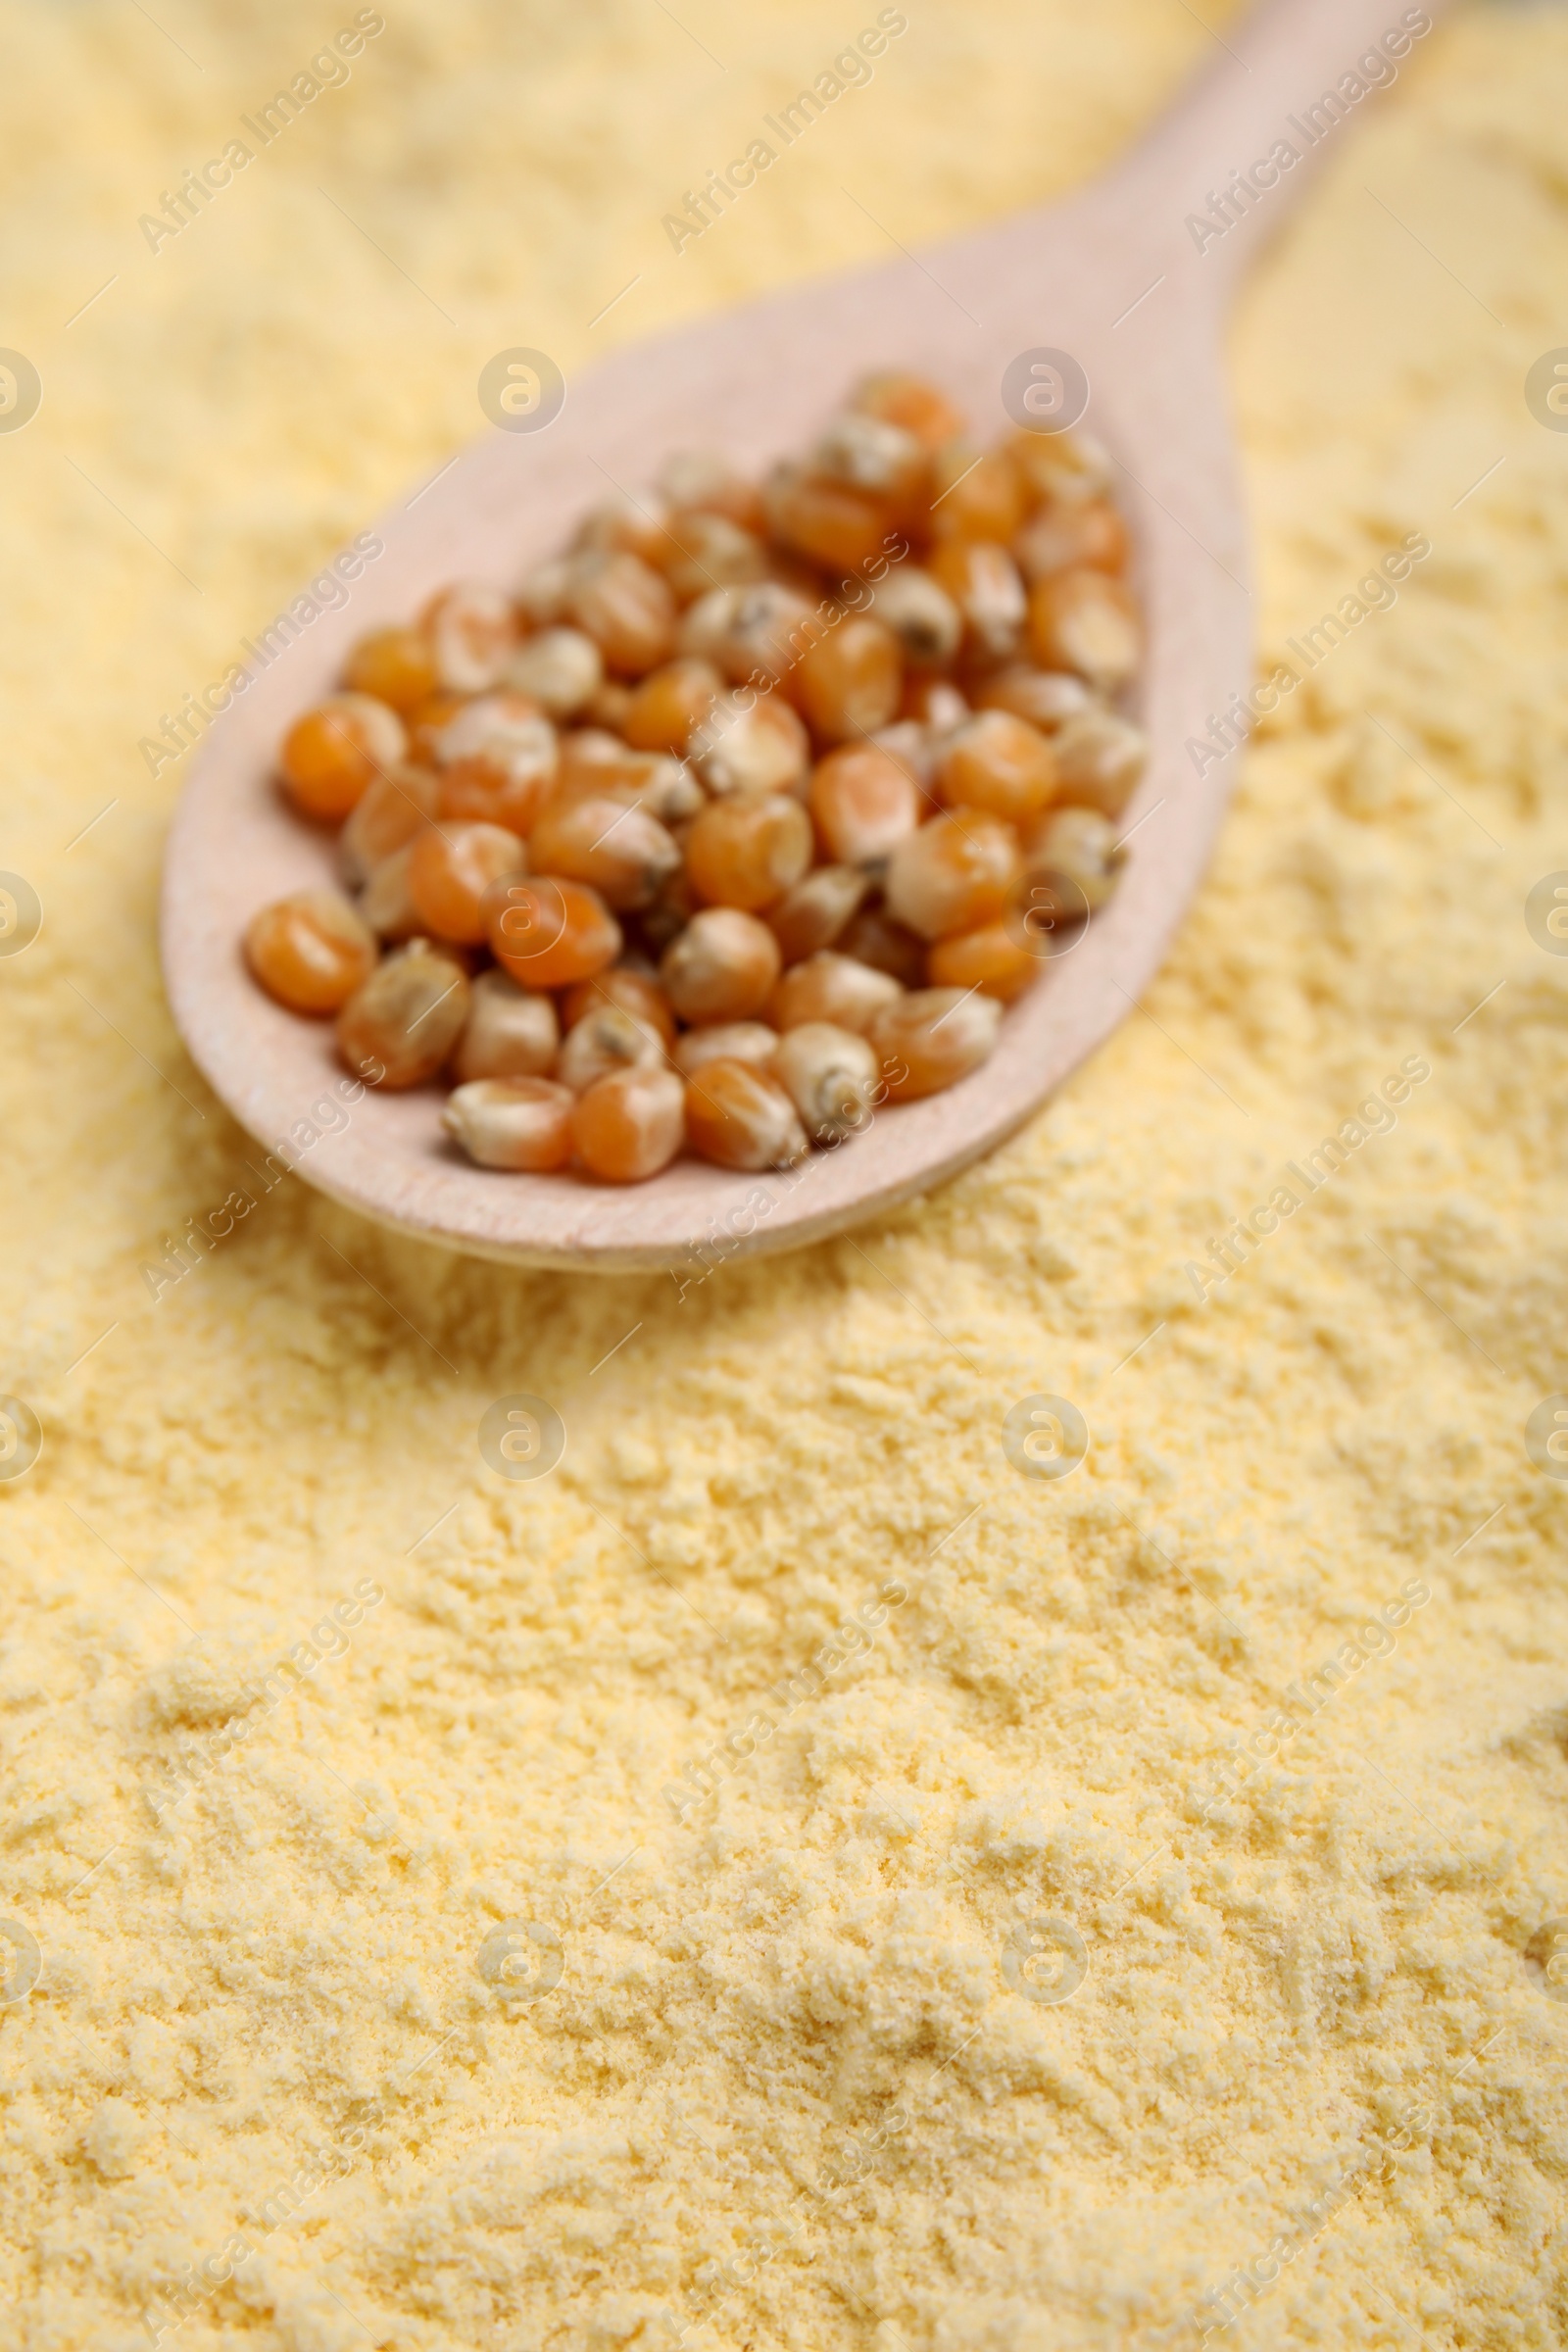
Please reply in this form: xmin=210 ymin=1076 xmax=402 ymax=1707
xmin=162 ymin=0 xmax=1407 ymax=1271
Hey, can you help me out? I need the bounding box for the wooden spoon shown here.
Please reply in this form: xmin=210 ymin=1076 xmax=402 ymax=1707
xmin=162 ymin=0 xmax=1421 ymax=1272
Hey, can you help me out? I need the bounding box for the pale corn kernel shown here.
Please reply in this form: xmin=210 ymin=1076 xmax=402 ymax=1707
xmin=938 ymin=710 xmax=1057 ymax=826
xmin=1006 ymin=426 xmax=1113 ymax=508
xmin=421 ymin=582 xmax=517 ymax=692
xmin=358 ymin=843 xmax=420 ymax=942
xmin=1049 ymin=711 xmax=1149 ymax=818
xmin=488 ymin=876 xmax=621 ymax=990
xmin=766 ymin=863 xmax=869 ymax=963
xmin=562 ymin=967 xmax=677 ymax=1050
xmin=902 ymin=677 xmax=970 ymax=736
xmin=837 ymin=903 xmax=927 ymax=987
xmin=570 ymin=1064 xmax=685 ymax=1182
xmin=566 ymin=550 xmax=677 ymax=676
xmin=679 ymin=582 xmax=818 ymax=688
xmin=452 ymin=968 xmax=560 ymax=1082
xmin=690 ymin=693 xmax=809 ymax=798
xmin=673 ymin=1022 xmax=779 ymax=1076
xmin=420 ymin=688 xmax=556 ymax=774
xmin=337 ymin=938 xmax=470 ymax=1088
xmin=653 ymin=511 xmax=767 ymax=604
xmin=927 ymin=444 xmax=1024 ymax=545
xmin=795 ymin=615 xmax=903 ymax=746
xmin=515 ymin=559 xmax=573 ymax=627
xmin=506 ymin=626 xmax=604 ymax=717
xmin=528 ymin=791 xmax=680 ymax=911
xmin=866 ymin=567 xmax=962 ymax=666
xmin=556 ymin=1004 xmax=668 ymax=1095
xmin=1028 ymin=568 xmax=1140 ymax=689
xmin=684 ymin=793 xmax=812 ymax=912
xmin=443 ymin=1077 xmax=574 ymax=1172
xmin=340 ymin=762 xmax=441 ymax=885
xmin=342 ymin=629 xmax=438 ymax=716
xmin=586 ymin=680 xmax=636 ymax=732
xmin=851 ymin=370 xmax=966 ymax=451
xmin=1021 ymin=807 xmax=1124 ymax=913
xmin=655 ymin=451 xmax=766 ymax=532
xmin=622 ymin=658 xmax=723 ymax=754
xmin=870 ymin=719 xmax=939 ymax=792
xmin=571 ymin=494 xmax=673 ymax=567
xmin=684 ymin=1059 xmax=808 ymax=1172
xmin=1013 ymin=499 xmax=1129 ymax=582
xmin=975 ymin=666 xmax=1097 ymax=734
xmin=869 ymin=987 xmax=1002 ymax=1101
xmin=407 ymin=821 xmax=526 ymax=944
xmin=763 ymin=463 xmax=890 ymax=575
xmin=808 ymin=745 xmax=922 ymax=866
xmin=808 ymin=414 xmax=926 ymax=501
xmin=884 ymin=810 xmax=1021 ymax=941
xmin=280 ymin=694 xmax=406 ymax=823
xmin=660 ymin=906 xmax=780 ymax=1025
xmin=767 ymin=949 xmax=902 ymax=1036
xmin=245 ymin=891 xmax=378 ymax=1016
xmin=927 ymin=542 xmax=1028 ymax=662
xmin=773 ymin=1022 xmax=880 ymax=1144
xmin=927 ymin=921 xmax=1040 ymax=1003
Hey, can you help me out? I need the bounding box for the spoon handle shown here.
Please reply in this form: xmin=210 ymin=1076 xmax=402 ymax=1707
xmin=1102 ymin=0 xmax=1453 ymax=298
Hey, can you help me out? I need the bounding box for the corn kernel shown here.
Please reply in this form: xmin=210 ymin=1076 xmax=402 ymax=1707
xmin=1006 ymin=426 xmax=1113 ymax=509
xmin=1049 ymin=711 xmax=1149 ymax=818
xmin=652 ymin=511 xmax=767 ymax=604
xmin=343 ymin=628 xmax=439 ymax=715
xmin=572 ymin=495 xmax=674 ymax=568
xmin=556 ymin=1003 xmax=668 ymax=1094
xmin=773 ymin=1021 xmax=880 ymax=1143
xmin=280 ymin=694 xmax=406 ymax=823
xmin=407 ymin=821 xmax=526 ymax=945
xmin=1028 ymin=568 xmax=1140 ymax=689
xmin=690 ymin=692 xmax=810 ymax=798
xmin=927 ymin=921 xmax=1040 ymax=1003
xmin=851 ymin=370 xmax=966 ymax=451
xmin=528 ymin=791 xmax=680 ymax=911
xmin=808 ymin=414 xmax=927 ymax=503
xmin=660 ymin=906 xmax=780 ymax=1025
xmin=570 ymin=1064 xmax=685 ymax=1182
xmin=420 ymin=582 xmax=518 ymax=692
xmin=866 ymin=566 xmax=962 ymax=666
xmin=357 ymin=843 xmax=420 ymax=942
xmin=927 ymin=444 xmax=1024 ymax=545
xmin=1020 ymin=806 xmax=1124 ymax=914
xmin=885 ymin=810 xmax=1020 ymax=940
xmin=655 ymin=451 xmax=766 ymax=532
xmin=341 ymin=762 xmax=442 ymax=885
xmin=684 ymin=1059 xmax=807 ymax=1171
xmin=808 ymin=745 xmax=922 ymax=865
xmin=562 ymin=967 xmax=677 ymax=1050
xmin=622 ymin=658 xmax=723 ymax=754
xmin=566 ymin=551 xmax=677 ymax=676
xmin=927 ymin=542 xmax=1027 ymax=663
xmin=795 ymin=616 xmax=904 ymax=745
xmin=938 ymin=710 xmax=1056 ymax=826
xmin=766 ymin=863 xmax=869 ymax=963
xmin=680 ymin=582 xmax=818 ymax=688
xmin=837 ymin=903 xmax=927 ymax=987
xmin=245 ymin=890 xmax=378 ymax=1015
xmin=975 ymin=666 xmax=1096 ymax=733
xmin=452 ymin=968 xmax=560 ymax=1082
xmin=488 ymin=877 xmax=621 ymax=990
xmin=673 ymin=1022 xmax=779 ymax=1075
xmin=767 ymin=949 xmax=903 ymax=1036
xmin=764 ymin=465 xmax=890 ymax=575
xmin=506 ymin=626 xmax=604 ymax=717
xmin=337 ymin=938 xmax=470 ymax=1088
xmin=869 ymin=986 xmax=1002 ymax=1100
xmin=443 ymin=1077 xmax=574 ymax=1171
xmin=685 ymin=793 xmax=812 ymax=912
xmin=1014 ymin=498 xmax=1129 ymax=582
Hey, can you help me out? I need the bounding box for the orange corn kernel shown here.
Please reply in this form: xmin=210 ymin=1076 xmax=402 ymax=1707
xmin=422 ymin=691 xmax=558 ymax=835
xmin=795 ymin=615 xmax=904 ymax=745
xmin=621 ymin=658 xmax=723 ymax=754
xmin=767 ymin=949 xmax=903 ymax=1037
xmin=452 ymin=968 xmax=560 ymax=1082
xmin=766 ymin=863 xmax=869 ymax=964
xmin=927 ymin=542 xmax=1028 ymax=663
xmin=652 ymin=510 xmax=767 ymax=604
xmin=869 ymin=986 xmax=1003 ymax=1100
xmin=443 ymin=1076 xmax=575 ymax=1172
xmin=336 ymin=938 xmax=470 ymax=1088
xmin=837 ymin=903 xmax=928 ymax=988
xmin=927 ymin=921 xmax=1040 ymax=1003
xmin=764 ymin=465 xmax=890 ymax=575
xmin=572 ymin=494 xmax=675 ymax=569
xmin=340 ymin=762 xmax=441 ymax=884
xmin=851 ymin=369 xmax=966 ymax=452
xmin=528 ymin=792 xmax=680 ymax=912
xmin=660 ymin=906 xmax=781 ymax=1025
xmin=680 ymin=581 xmax=820 ymax=688
xmin=684 ymin=793 xmax=813 ymax=912
xmin=562 ymin=967 xmax=677 ymax=1052
xmin=279 ymin=694 xmax=406 ymax=823
xmin=685 ymin=1059 xmax=808 ymax=1172
xmin=808 ymin=414 xmax=929 ymax=506
xmin=938 ymin=710 xmax=1057 ymax=826
xmin=673 ymin=1022 xmax=779 ymax=1075
xmin=885 ymin=809 xmax=1020 ymax=941
xmin=571 ymin=1064 xmax=685 ymax=1182
xmin=926 ymin=444 xmax=1024 ymax=545
xmin=1027 ymin=568 xmax=1141 ymax=689
xmin=690 ymin=692 xmax=810 ymax=799
xmin=808 ymin=745 xmax=922 ymax=866
xmin=1006 ymin=426 xmax=1113 ymax=509
xmin=1048 ymin=711 xmax=1149 ymax=818
xmin=407 ymin=820 xmax=526 ymax=944
xmin=974 ymin=665 xmax=1096 ymax=734
xmin=488 ymin=876 xmax=621 ymax=990
xmin=1014 ymin=498 xmax=1130 ymax=582
xmin=566 ymin=552 xmax=677 ymax=677
xmin=556 ymin=1003 xmax=668 ymax=1095
xmin=420 ymin=582 xmax=518 ymax=692
xmin=245 ymin=890 xmax=378 ymax=1015
xmin=343 ymin=627 xmax=439 ymax=715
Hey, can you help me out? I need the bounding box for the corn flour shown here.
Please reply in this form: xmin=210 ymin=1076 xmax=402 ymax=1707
xmin=1 ymin=2 xmax=1566 ymax=2346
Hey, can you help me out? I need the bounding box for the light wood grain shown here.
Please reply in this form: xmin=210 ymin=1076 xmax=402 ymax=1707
xmin=162 ymin=0 xmax=1437 ymax=1271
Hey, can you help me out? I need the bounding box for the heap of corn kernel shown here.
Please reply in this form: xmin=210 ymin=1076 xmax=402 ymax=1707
xmin=243 ymin=370 xmax=1146 ymax=1183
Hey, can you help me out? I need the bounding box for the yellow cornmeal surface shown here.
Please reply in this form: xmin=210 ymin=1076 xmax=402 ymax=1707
xmin=2 ymin=2 xmax=1567 ymax=2345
